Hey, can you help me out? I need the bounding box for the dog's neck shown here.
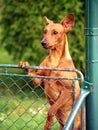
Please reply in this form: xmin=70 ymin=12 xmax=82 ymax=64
xmin=49 ymin=36 xmax=72 ymax=67
xmin=64 ymin=37 xmax=72 ymax=59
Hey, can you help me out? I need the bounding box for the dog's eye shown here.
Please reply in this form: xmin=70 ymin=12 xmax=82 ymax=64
xmin=43 ymin=30 xmax=47 ymax=34
xmin=53 ymin=31 xmax=58 ymax=35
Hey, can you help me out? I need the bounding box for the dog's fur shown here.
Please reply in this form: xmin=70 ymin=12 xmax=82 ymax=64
xmin=19 ymin=14 xmax=81 ymax=130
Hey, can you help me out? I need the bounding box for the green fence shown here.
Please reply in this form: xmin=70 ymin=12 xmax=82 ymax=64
xmin=0 ymin=64 xmax=91 ymax=130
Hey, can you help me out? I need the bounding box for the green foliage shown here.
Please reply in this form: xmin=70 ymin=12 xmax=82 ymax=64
xmin=1 ymin=0 xmax=85 ymax=72
xmin=0 ymin=47 xmax=14 ymax=64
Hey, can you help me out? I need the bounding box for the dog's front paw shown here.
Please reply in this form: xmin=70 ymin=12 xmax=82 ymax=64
xmin=18 ymin=61 xmax=30 ymax=73
xmin=19 ymin=61 xmax=30 ymax=68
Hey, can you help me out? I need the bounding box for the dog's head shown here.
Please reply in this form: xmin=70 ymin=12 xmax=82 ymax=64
xmin=41 ymin=13 xmax=74 ymax=50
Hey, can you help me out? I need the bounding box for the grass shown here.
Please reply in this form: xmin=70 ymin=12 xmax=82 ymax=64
xmin=0 ymin=92 xmax=59 ymax=130
xmin=0 ymin=74 xmax=59 ymax=130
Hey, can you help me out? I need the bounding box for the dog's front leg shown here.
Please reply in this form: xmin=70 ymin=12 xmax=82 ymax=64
xmin=44 ymin=90 xmax=68 ymax=130
xmin=19 ymin=62 xmax=43 ymax=87
xmin=44 ymin=114 xmax=54 ymax=130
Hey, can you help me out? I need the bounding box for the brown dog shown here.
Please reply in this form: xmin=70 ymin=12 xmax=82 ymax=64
xmin=19 ymin=14 xmax=81 ymax=130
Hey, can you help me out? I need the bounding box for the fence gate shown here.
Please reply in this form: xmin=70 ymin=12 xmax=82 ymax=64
xmin=0 ymin=64 xmax=91 ymax=130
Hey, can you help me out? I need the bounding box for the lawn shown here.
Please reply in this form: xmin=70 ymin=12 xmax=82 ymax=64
xmin=0 ymin=66 xmax=59 ymax=130
xmin=0 ymin=90 xmax=59 ymax=130
xmin=0 ymin=94 xmax=47 ymax=130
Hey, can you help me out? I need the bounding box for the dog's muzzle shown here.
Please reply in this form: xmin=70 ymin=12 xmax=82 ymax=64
xmin=41 ymin=40 xmax=47 ymax=47
xmin=41 ymin=40 xmax=52 ymax=49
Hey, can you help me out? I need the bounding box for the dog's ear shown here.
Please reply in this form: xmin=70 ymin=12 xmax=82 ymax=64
xmin=44 ymin=16 xmax=53 ymax=25
xmin=60 ymin=13 xmax=74 ymax=32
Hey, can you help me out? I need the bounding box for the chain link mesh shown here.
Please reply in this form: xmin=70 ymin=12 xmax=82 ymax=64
xmin=0 ymin=65 xmax=84 ymax=130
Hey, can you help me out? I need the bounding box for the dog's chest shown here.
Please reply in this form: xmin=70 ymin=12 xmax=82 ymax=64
xmin=44 ymin=79 xmax=61 ymax=104
xmin=45 ymin=55 xmax=60 ymax=67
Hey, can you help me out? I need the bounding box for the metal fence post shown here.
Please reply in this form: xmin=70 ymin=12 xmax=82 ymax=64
xmin=85 ymin=0 xmax=98 ymax=129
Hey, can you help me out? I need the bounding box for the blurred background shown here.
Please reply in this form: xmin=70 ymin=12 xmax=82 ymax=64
xmin=0 ymin=0 xmax=85 ymax=73
xmin=0 ymin=1 xmax=85 ymax=129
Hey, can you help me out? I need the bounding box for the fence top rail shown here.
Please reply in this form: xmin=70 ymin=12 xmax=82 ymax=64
xmin=0 ymin=73 xmax=81 ymax=81
xmin=0 ymin=64 xmax=84 ymax=82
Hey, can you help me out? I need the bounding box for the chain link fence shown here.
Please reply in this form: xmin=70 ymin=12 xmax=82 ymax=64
xmin=0 ymin=64 xmax=85 ymax=130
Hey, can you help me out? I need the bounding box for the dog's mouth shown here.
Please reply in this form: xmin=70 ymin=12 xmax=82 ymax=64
xmin=42 ymin=45 xmax=52 ymax=50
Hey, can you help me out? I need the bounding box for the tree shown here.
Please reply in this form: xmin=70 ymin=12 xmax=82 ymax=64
xmin=1 ymin=0 xmax=85 ymax=72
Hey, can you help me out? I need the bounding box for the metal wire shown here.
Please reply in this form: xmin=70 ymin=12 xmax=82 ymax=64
xmin=0 ymin=64 xmax=85 ymax=130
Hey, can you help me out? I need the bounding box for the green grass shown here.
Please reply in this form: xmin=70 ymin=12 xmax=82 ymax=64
xmin=0 ymin=90 xmax=59 ymax=130
xmin=0 ymin=106 xmax=46 ymax=130
xmin=0 ymin=111 xmax=46 ymax=130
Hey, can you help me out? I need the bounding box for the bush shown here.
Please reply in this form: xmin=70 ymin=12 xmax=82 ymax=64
xmin=1 ymin=0 xmax=85 ymax=73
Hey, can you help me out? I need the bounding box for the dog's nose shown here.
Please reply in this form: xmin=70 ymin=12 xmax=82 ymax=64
xmin=41 ymin=40 xmax=47 ymax=46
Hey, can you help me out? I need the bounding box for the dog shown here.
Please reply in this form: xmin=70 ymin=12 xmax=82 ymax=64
xmin=19 ymin=13 xmax=81 ymax=130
